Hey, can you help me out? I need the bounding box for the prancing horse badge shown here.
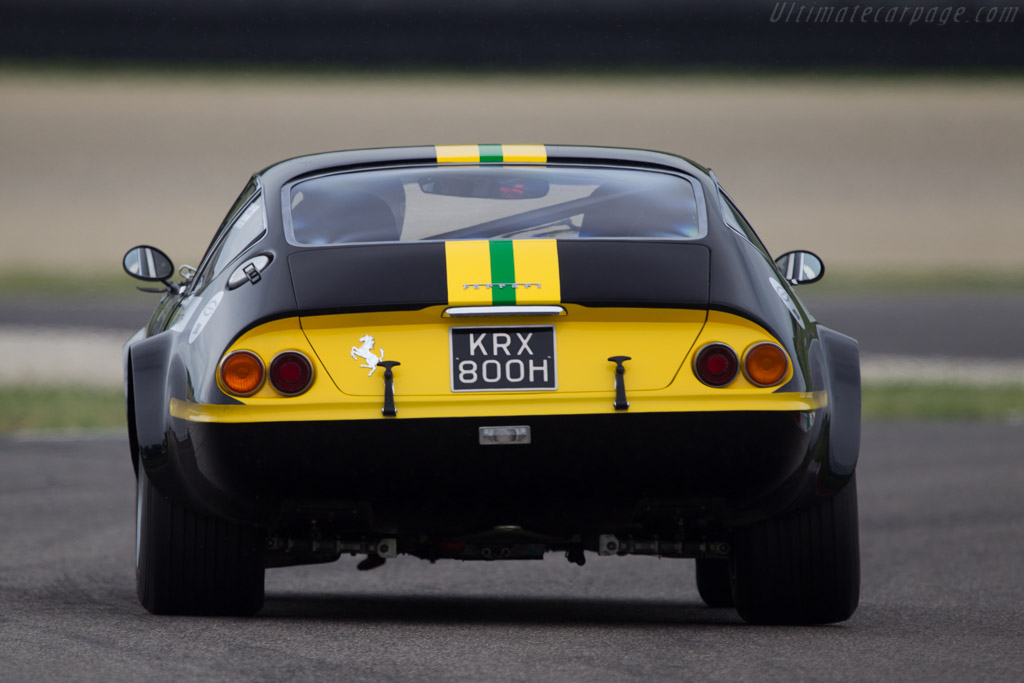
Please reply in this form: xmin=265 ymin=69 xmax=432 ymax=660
xmin=351 ymin=334 xmax=385 ymax=376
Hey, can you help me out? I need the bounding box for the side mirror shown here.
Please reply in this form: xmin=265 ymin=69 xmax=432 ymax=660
xmin=123 ymin=245 xmax=175 ymax=287
xmin=774 ymin=250 xmax=824 ymax=286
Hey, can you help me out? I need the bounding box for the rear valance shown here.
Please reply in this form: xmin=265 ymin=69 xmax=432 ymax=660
xmin=289 ymin=241 xmax=710 ymax=314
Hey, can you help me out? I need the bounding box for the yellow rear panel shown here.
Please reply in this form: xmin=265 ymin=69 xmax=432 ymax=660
xmin=300 ymin=305 xmax=707 ymax=397
xmin=173 ymin=309 xmax=825 ymax=424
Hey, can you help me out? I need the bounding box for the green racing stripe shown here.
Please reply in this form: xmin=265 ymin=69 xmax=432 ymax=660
xmin=488 ymin=240 xmax=517 ymax=304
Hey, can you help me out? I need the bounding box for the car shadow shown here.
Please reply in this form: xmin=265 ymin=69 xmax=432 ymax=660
xmin=259 ymin=593 xmax=745 ymax=627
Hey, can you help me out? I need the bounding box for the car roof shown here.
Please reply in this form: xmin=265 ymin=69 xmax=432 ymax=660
xmin=257 ymin=145 xmax=713 ymax=190
xmin=254 ymin=145 xmax=720 ymax=242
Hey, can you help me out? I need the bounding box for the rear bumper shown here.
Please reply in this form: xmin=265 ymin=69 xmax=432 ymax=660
xmin=158 ymin=409 xmax=826 ymax=534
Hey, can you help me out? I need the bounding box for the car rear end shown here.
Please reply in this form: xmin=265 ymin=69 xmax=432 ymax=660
xmin=143 ymin=145 xmax=857 ymax=624
xmin=178 ymin=153 xmax=824 ymax=543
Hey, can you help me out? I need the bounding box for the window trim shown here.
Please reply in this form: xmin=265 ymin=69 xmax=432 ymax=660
xmin=279 ymin=163 xmax=708 ymax=247
xmin=718 ymin=189 xmax=773 ymax=260
xmin=188 ymin=181 xmax=268 ymax=295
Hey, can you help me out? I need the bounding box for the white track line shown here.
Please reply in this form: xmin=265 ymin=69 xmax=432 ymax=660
xmin=860 ymin=354 xmax=1024 ymax=387
xmin=0 ymin=326 xmax=127 ymax=388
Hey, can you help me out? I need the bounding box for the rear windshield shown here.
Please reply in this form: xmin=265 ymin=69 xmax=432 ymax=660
xmin=284 ymin=165 xmax=705 ymax=245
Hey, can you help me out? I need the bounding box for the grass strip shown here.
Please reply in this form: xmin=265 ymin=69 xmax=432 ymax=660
xmin=862 ymin=383 xmax=1024 ymax=422
xmin=0 ymin=385 xmax=125 ymax=434
xmin=808 ymin=269 xmax=1024 ymax=295
xmin=0 ymin=270 xmax=140 ymax=299
xmin=1 ymin=382 xmax=1022 ymax=435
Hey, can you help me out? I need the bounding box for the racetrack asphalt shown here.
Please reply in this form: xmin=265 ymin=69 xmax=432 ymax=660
xmin=1 ymin=422 xmax=1022 ymax=682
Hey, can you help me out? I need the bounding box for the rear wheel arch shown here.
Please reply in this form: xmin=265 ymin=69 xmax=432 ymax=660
xmin=126 ymin=333 xmax=177 ymax=474
xmin=126 ymin=356 xmax=139 ymax=475
xmin=818 ymin=326 xmax=861 ymax=479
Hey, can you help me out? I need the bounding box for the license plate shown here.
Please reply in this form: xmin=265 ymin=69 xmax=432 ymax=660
xmin=450 ymin=326 xmax=557 ymax=392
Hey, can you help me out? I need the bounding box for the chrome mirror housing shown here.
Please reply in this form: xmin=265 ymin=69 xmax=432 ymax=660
xmin=774 ymin=250 xmax=824 ymax=286
xmin=123 ymin=245 xmax=175 ymax=288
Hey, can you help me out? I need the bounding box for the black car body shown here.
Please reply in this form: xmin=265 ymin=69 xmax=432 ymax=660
xmin=124 ymin=144 xmax=861 ymax=623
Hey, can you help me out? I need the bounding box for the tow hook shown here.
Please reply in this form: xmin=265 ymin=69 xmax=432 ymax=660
xmin=377 ymin=360 xmax=401 ymax=417
xmin=608 ymin=356 xmax=631 ymax=410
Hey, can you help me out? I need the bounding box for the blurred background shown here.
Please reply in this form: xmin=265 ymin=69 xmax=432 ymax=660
xmin=1 ymin=0 xmax=1023 ymax=428
xmin=4 ymin=6 xmax=1023 ymax=668
xmin=2 ymin=0 xmax=1023 ymax=273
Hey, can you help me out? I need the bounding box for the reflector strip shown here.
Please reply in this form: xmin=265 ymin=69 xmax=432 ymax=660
xmin=434 ymin=144 xmax=547 ymax=164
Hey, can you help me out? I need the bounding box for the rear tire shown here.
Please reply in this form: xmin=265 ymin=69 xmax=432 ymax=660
xmin=136 ymin=465 xmax=265 ymax=616
xmin=731 ymin=474 xmax=860 ymax=625
xmin=695 ymin=559 xmax=734 ymax=608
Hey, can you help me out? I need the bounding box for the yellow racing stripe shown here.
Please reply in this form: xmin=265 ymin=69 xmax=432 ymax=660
xmin=445 ymin=240 xmax=493 ymax=305
xmin=511 ymin=240 xmax=561 ymax=304
xmin=435 ymin=144 xmax=480 ymax=163
xmin=435 ymin=144 xmax=547 ymax=164
xmin=501 ymin=144 xmax=547 ymax=163
xmin=444 ymin=240 xmax=561 ymax=306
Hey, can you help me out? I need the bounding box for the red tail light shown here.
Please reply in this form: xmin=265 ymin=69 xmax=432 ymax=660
xmin=269 ymin=351 xmax=314 ymax=396
xmin=694 ymin=343 xmax=739 ymax=387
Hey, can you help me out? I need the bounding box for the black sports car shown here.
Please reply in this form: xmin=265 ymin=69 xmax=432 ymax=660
xmin=123 ymin=144 xmax=861 ymax=624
